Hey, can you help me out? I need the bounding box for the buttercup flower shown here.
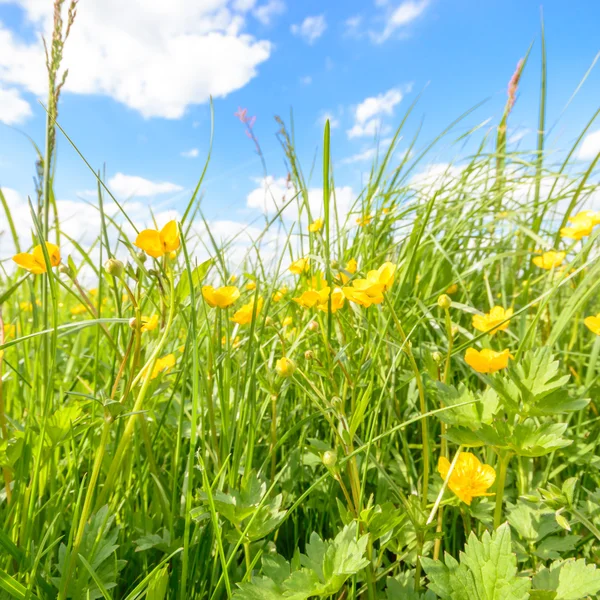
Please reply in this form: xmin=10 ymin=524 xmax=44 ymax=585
xmin=202 ymin=286 xmax=241 ymax=309
xmin=446 ymin=283 xmax=458 ymax=294
xmin=135 ymin=220 xmax=180 ymax=258
xmin=3 ymin=323 xmax=16 ymax=339
xmin=465 ymin=347 xmax=512 ymax=374
xmin=141 ymin=315 xmax=159 ymax=332
xmin=275 ymin=357 xmax=296 ymax=377
xmin=438 ymin=452 xmax=496 ymax=505
xmin=222 ymin=335 xmax=241 ymax=348
xmin=246 ymin=281 xmax=256 ymax=291
xmin=282 ymin=316 xmax=293 ymax=327
xmin=289 ymin=257 xmax=310 ymax=274
xmin=308 ymin=218 xmax=324 ymax=233
xmin=343 ymin=261 xmax=396 ymax=307
xmin=293 ymin=290 xmax=323 ymax=309
xmin=472 ymin=306 xmax=513 ymax=336
xmin=560 ymin=210 xmax=600 ymax=241
xmin=584 ymin=313 xmax=600 ymax=335
xmin=356 ymin=215 xmax=372 ymax=227
xmin=13 ymin=242 xmax=61 ymax=274
xmin=533 ymin=251 xmax=565 ymax=270
xmin=339 ymin=258 xmax=357 ymax=284
xmin=272 ymin=287 xmax=287 ymax=302
xmin=316 ymin=287 xmax=345 ymax=313
xmin=231 ymin=298 xmax=263 ymax=325
xmin=150 ymin=354 xmax=176 ymax=380
xmin=70 ymin=304 xmax=87 ymax=316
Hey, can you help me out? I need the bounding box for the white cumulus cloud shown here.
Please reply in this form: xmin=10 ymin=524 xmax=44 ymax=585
xmin=0 ymin=84 xmax=32 ymax=124
xmin=253 ymin=0 xmax=285 ymax=25
xmin=181 ymin=148 xmax=200 ymax=158
xmin=371 ymin=0 xmax=430 ymax=43
xmin=0 ymin=0 xmax=272 ymax=119
xmin=291 ymin=15 xmax=327 ymax=45
xmin=347 ymin=87 xmax=404 ymax=139
xmin=108 ymin=173 xmax=184 ymax=198
xmin=578 ymin=130 xmax=600 ymax=160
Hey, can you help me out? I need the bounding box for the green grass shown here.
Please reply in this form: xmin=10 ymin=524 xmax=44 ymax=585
xmin=1 ymin=8 xmax=600 ymax=599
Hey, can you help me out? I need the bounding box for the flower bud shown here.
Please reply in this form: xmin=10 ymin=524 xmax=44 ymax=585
xmin=275 ymin=357 xmax=296 ymax=378
xmin=437 ymin=294 xmax=451 ymax=310
xmin=322 ymin=450 xmax=337 ymax=467
xmin=137 ymin=251 xmax=147 ymax=263
xmin=330 ymin=260 xmax=339 ymax=270
xmin=128 ymin=317 xmax=138 ymax=329
xmin=304 ymin=350 xmax=315 ymax=360
xmin=104 ymin=258 xmax=124 ymax=278
xmin=308 ymin=320 xmax=319 ymax=332
xmin=58 ymin=263 xmax=71 ymax=276
xmin=432 ymin=351 xmax=442 ymax=364
xmin=169 ymin=251 xmax=177 ymax=260
xmin=265 ymin=316 xmax=274 ymax=326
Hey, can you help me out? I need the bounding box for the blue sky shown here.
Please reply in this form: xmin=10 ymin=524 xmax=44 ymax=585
xmin=1 ymin=0 xmax=599 ymax=231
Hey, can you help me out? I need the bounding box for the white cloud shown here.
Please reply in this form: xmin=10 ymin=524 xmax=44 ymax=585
xmin=0 ymin=84 xmax=32 ymax=124
xmin=317 ymin=111 xmax=340 ymax=129
xmin=246 ymin=175 xmax=355 ymax=224
xmin=371 ymin=0 xmax=429 ymax=43
xmin=299 ymin=75 xmax=312 ymax=85
xmin=347 ymin=118 xmax=387 ymax=139
xmin=507 ymin=129 xmax=530 ymax=144
xmin=347 ymin=87 xmax=404 ymax=139
xmin=344 ymin=15 xmax=362 ymax=37
xmin=290 ymin=15 xmax=327 ymax=45
xmin=578 ymin=130 xmax=600 ymax=160
xmin=253 ymin=0 xmax=285 ymax=25
xmin=0 ymin=0 xmax=272 ymax=119
xmin=108 ymin=173 xmax=184 ymax=198
xmin=181 ymin=148 xmax=200 ymax=158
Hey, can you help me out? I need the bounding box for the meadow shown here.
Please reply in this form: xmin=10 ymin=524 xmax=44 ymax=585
xmin=1 ymin=5 xmax=600 ymax=600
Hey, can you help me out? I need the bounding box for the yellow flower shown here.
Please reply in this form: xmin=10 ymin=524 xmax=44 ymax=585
xmin=382 ymin=207 xmax=391 ymax=215
xmin=272 ymin=287 xmax=287 ymax=302
xmin=343 ymin=261 xmax=396 ymax=307
xmin=13 ymin=242 xmax=61 ymax=274
xmin=275 ymin=357 xmax=296 ymax=377
xmin=289 ymin=257 xmax=310 ymax=274
xmin=346 ymin=258 xmax=358 ymax=274
xmin=3 ymin=323 xmax=15 ymax=340
xmin=70 ymin=304 xmax=87 ymax=316
xmin=533 ymin=251 xmax=565 ymax=270
xmin=228 ymin=274 xmax=238 ymax=283
xmin=231 ymin=298 xmax=263 ymax=325
xmin=222 ymin=335 xmax=241 ymax=348
xmin=339 ymin=258 xmax=357 ymax=284
xmin=135 ymin=220 xmax=180 ymax=258
xmin=438 ymin=452 xmax=496 ymax=505
xmin=308 ymin=218 xmax=324 ymax=233
xmin=293 ymin=290 xmax=323 ymax=309
xmin=20 ymin=301 xmax=33 ymax=312
xmin=446 ymin=283 xmax=458 ymax=294
xmin=584 ymin=314 xmax=600 ymax=335
xmin=356 ymin=215 xmax=372 ymax=227
xmin=316 ymin=287 xmax=345 ymax=313
xmin=202 ymin=286 xmax=240 ymax=309
xmin=282 ymin=316 xmax=293 ymax=327
xmin=560 ymin=210 xmax=600 ymax=241
xmin=464 ymin=347 xmax=511 ymax=374
xmin=246 ymin=281 xmax=257 ymax=291
xmin=472 ymin=306 xmax=513 ymax=336
xmin=141 ymin=315 xmax=159 ymax=332
xmin=150 ymin=354 xmax=176 ymax=380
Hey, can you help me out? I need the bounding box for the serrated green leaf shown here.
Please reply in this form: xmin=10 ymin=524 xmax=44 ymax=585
xmin=533 ymin=559 xmax=600 ymax=600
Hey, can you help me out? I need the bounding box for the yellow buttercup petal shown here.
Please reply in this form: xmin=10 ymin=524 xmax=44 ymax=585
xmin=438 ymin=452 xmax=496 ymax=505
xmin=160 ymin=220 xmax=180 ymax=252
xmin=13 ymin=252 xmax=46 ymax=274
xmin=135 ymin=229 xmax=164 ymax=258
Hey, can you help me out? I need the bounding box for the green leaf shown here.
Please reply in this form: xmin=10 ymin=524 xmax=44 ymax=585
xmin=492 ymin=349 xmax=588 ymax=417
xmin=422 ymin=523 xmax=531 ymax=600
xmin=176 ymin=258 xmax=212 ymax=302
xmin=533 ymin=559 xmax=600 ymax=600
xmin=233 ymin=522 xmax=369 ymax=599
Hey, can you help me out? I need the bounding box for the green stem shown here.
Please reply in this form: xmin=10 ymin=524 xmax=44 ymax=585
xmin=493 ymin=453 xmax=511 ymax=529
xmin=59 ymin=418 xmax=112 ymax=600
